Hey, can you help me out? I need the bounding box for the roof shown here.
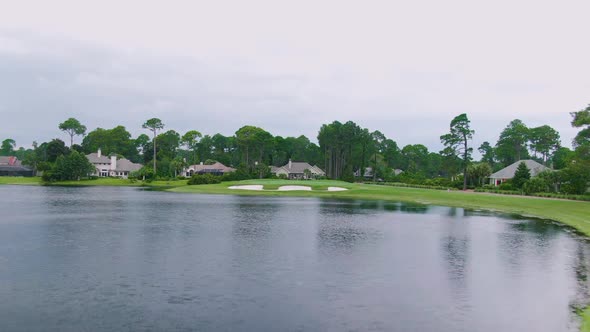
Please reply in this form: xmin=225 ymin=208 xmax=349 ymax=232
xmin=86 ymin=153 xmax=111 ymax=164
xmin=0 ymin=165 xmax=32 ymax=172
xmin=115 ymin=158 xmax=142 ymax=172
xmin=188 ymin=162 xmax=236 ymax=173
xmin=273 ymin=161 xmax=325 ymax=175
xmin=0 ymin=156 xmax=21 ymax=166
xmin=489 ymin=159 xmax=552 ymax=179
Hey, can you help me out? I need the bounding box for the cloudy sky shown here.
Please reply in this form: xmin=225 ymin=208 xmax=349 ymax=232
xmin=1 ymin=0 xmax=589 ymax=153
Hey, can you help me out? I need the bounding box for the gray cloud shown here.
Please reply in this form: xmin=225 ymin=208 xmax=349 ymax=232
xmin=0 ymin=12 xmax=587 ymax=155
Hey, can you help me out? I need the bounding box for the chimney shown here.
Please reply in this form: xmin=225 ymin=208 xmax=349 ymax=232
xmin=110 ymin=155 xmax=117 ymax=171
xmin=288 ymin=159 xmax=292 ymax=169
xmin=97 ymin=148 xmax=102 ymax=158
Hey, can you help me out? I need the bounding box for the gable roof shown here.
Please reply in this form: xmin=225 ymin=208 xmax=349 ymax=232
xmin=188 ymin=162 xmax=236 ymax=173
xmin=86 ymin=153 xmax=111 ymax=164
xmin=274 ymin=161 xmax=325 ymax=175
xmin=115 ymin=158 xmax=142 ymax=172
xmin=489 ymin=159 xmax=552 ymax=179
xmin=0 ymin=156 xmax=20 ymax=166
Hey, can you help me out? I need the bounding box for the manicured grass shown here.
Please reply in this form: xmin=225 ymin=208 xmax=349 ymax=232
xmin=0 ymin=176 xmax=42 ymax=185
xmin=0 ymin=176 xmax=189 ymax=188
xmin=581 ymin=307 xmax=590 ymax=332
xmin=171 ymin=179 xmax=590 ymax=235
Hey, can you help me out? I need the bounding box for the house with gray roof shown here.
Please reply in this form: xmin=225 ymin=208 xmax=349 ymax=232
xmin=0 ymin=156 xmax=34 ymax=177
xmin=271 ymin=159 xmax=325 ymax=180
xmin=86 ymin=149 xmax=142 ymax=179
xmin=489 ymin=159 xmax=552 ymax=186
xmin=183 ymin=161 xmax=236 ymax=176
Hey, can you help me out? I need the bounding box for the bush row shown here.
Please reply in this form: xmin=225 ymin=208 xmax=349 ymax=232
xmin=365 ymin=181 xmax=456 ymax=191
xmin=474 ymin=188 xmax=590 ymax=201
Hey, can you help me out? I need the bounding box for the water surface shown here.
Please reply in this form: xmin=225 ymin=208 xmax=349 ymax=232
xmin=0 ymin=186 xmax=588 ymax=331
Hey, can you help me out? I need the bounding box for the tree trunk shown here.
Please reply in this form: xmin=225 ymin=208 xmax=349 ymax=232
xmin=373 ymin=153 xmax=377 ymax=182
xmin=463 ymin=138 xmax=468 ymax=190
xmin=153 ymin=131 xmax=157 ymax=175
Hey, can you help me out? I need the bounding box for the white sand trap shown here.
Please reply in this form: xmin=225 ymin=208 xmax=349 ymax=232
xmin=327 ymin=187 xmax=348 ymax=192
xmin=277 ymin=185 xmax=312 ymax=191
xmin=228 ymin=185 xmax=264 ymax=191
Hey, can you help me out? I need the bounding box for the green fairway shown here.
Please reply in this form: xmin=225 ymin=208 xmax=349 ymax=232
xmin=171 ymin=179 xmax=590 ymax=235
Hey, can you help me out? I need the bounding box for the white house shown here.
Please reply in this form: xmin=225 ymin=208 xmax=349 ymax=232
xmin=489 ymin=159 xmax=552 ymax=186
xmin=86 ymin=149 xmax=142 ymax=179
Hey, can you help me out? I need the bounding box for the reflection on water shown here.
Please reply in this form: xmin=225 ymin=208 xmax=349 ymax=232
xmin=0 ymin=185 xmax=588 ymax=332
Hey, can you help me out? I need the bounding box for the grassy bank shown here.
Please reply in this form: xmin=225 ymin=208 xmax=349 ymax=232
xmin=171 ymin=179 xmax=590 ymax=235
xmin=0 ymin=176 xmax=43 ymax=185
xmin=0 ymin=176 xmax=189 ymax=188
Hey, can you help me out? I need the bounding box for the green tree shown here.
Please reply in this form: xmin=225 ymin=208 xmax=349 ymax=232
xmin=528 ymin=125 xmax=560 ymax=164
xmin=44 ymin=139 xmax=70 ymax=163
xmin=317 ymin=121 xmax=362 ymax=179
xmin=0 ymin=138 xmax=16 ymax=156
xmin=478 ymin=141 xmax=495 ymax=166
xmin=440 ymin=113 xmax=474 ymax=190
xmin=181 ymin=130 xmax=202 ymax=164
xmin=43 ymin=150 xmax=94 ymax=181
xmin=82 ymin=126 xmax=139 ymax=161
xmin=134 ymin=134 xmax=151 ymax=160
xmin=495 ymin=119 xmax=529 ymax=166
xmin=571 ymin=105 xmax=590 ymax=159
xmin=142 ymin=118 xmax=165 ymax=174
xmin=512 ymin=162 xmax=531 ymax=189
xmin=235 ymin=126 xmax=274 ymax=167
xmin=401 ymin=144 xmax=430 ymax=174
xmin=59 ymin=118 xmax=87 ymax=147
xmin=467 ymin=162 xmax=492 ymax=187
xmin=371 ymin=130 xmax=386 ymax=181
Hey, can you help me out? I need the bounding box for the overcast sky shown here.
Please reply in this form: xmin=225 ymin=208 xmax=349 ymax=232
xmin=1 ymin=0 xmax=589 ymax=154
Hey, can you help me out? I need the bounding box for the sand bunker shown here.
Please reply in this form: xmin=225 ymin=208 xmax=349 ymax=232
xmin=277 ymin=185 xmax=312 ymax=191
xmin=327 ymin=187 xmax=348 ymax=192
xmin=228 ymin=185 xmax=264 ymax=191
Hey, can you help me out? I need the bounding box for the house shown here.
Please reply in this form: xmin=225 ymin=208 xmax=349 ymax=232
xmin=489 ymin=159 xmax=552 ymax=186
xmin=354 ymin=167 xmax=374 ymax=179
xmin=353 ymin=167 xmax=403 ymax=180
xmin=0 ymin=156 xmax=34 ymax=177
xmin=271 ymin=159 xmax=325 ymax=179
xmin=86 ymin=149 xmax=142 ymax=179
xmin=184 ymin=162 xmax=236 ymax=177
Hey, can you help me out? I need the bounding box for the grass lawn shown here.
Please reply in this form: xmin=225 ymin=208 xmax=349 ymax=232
xmin=0 ymin=176 xmax=189 ymax=188
xmin=0 ymin=176 xmax=43 ymax=185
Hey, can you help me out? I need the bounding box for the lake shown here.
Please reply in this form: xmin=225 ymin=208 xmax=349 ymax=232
xmin=0 ymin=185 xmax=588 ymax=331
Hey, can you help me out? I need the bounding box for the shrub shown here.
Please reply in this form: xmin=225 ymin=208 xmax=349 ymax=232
xmin=221 ymin=169 xmax=252 ymax=182
xmin=41 ymin=151 xmax=95 ymax=182
xmin=188 ymin=174 xmax=222 ymax=185
xmin=131 ymin=166 xmax=155 ymax=181
xmin=523 ymin=177 xmax=550 ymax=195
xmin=498 ymin=181 xmax=514 ymax=191
xmin=512 ymin=162 xmax=531 ymax=189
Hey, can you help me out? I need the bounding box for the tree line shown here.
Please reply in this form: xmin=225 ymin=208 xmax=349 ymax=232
xmin=1 ymin=105 xmax=589 ymax=192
